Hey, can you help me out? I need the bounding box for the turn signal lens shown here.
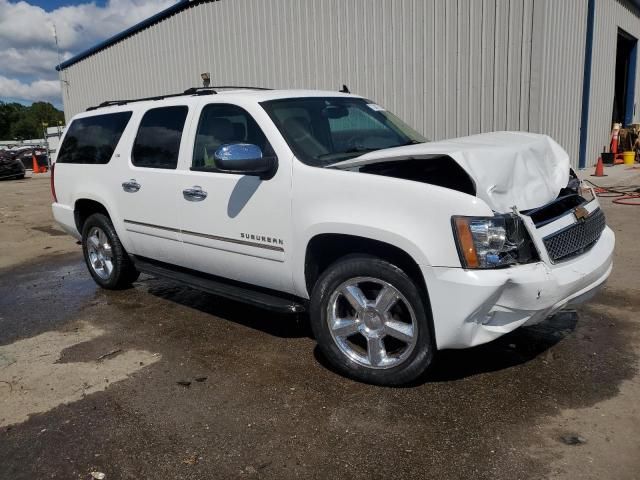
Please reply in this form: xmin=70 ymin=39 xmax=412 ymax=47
xmin=454 ymin=217 xmax=479 ymax=268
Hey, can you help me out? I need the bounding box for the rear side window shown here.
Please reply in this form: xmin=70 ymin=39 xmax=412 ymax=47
xmin=57 ymin=112 xmax=132 ymax=164
xmin=132 ymin=106 xmax=188 ymax=169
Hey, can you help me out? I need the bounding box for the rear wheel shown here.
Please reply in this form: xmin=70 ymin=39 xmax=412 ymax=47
xmin=310 ymin=255 xmax=433 ymax=385
xmin=81 ymin=213 xmax=139 ymax=289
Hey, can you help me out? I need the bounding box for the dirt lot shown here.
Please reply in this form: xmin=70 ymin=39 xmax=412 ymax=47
xmin=1 ymin=173 xmax=639 ymax=479
xmin=0 ymin=172 xmax=78 ymax=270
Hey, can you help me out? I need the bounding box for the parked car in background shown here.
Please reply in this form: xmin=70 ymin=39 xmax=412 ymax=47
xmin=0 ymin=151 xmax=25 ymax=180
xmin=51 ymin=87 xmax=614 ymax=385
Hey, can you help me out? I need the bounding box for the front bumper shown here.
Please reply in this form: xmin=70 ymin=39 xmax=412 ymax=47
xmin=423 ymin=226 xmax=615 ymax=349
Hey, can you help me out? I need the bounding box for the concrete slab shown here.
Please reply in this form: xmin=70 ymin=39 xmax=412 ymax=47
xmin=578 ymin=163 xmax=640 ymax=188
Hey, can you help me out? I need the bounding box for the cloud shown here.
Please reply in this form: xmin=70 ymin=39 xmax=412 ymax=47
xmin=0 ymin=0 xmax=177 ymax=106
xmin=0 ymin=47 xmax=72 ymax=77
xmin=0 ymin=75 xmax=61 ymax=103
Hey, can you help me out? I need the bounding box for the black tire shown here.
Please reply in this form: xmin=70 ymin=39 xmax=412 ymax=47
xmin=310 ymin=254 xmax=434 ymax=386
xmin=81 ymin=213 xmax=140 ymax=289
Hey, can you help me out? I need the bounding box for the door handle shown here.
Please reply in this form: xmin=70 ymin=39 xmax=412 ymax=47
xmin=183 ymin=185 xmax=208 ymax=201
xmin=122 ymin=179 xmax=141 ymax=193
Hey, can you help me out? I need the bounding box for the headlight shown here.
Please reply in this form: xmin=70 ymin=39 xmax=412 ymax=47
xmin=452 ymin=214 xmax=534 ymax=268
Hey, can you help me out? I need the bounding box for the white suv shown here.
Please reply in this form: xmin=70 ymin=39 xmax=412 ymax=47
xmin=52 ymin=87 xmax=614 ymax=385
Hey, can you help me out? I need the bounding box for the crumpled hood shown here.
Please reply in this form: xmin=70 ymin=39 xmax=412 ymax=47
xmin=331 ymin=131 xmax=570 ymax=213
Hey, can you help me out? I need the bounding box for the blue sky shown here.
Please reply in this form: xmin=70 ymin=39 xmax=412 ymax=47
xmin=26 ymin=0 xmax=107 ymax=9
xmin=0 ymin=0 xmax=177 ymax=109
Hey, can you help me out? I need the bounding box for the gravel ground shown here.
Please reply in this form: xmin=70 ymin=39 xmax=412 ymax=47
xmin=0 ymin=174 xmax=639 ymax=479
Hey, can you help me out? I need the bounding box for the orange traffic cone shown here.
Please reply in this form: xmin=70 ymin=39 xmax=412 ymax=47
xmin=591 ymin=156 xmax=607 ymax=177
xmin=611 ymin=123 xmax=620 ymax=154
xmin=32 ymin=153 xmax=41 ymax=174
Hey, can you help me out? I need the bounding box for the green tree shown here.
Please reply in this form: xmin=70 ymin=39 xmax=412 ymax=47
xmin=0 ymin=102 xmax=26 ymax=139
xmin=12 ymin=117 xmax=38 ymax=140
xmin=0 ymin=101 xmax=64 ymax=140
xmin=28 ymin=102 xmax=64 ymax=129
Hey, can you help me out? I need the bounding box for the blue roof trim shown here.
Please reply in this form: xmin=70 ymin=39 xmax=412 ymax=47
xmin=56 ymin=0 xmax=195 ymax=71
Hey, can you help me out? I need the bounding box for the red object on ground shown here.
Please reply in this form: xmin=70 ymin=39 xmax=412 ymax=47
xmin=613 ymin=195 xmax=640 ymax=205
xmin=31 ymin=153 xmax=41 ymax=174
xmin=591 ymin=156 xmax=606 ymax=177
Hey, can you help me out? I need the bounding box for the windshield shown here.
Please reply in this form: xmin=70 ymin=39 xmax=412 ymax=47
xmin=260 ymin=97 xmax=427 ymax=166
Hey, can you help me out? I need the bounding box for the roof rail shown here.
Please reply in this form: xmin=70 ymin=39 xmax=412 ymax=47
xmin=86 ymin=91 xmax=199 ymax=111
xmin=86 ymin=85 xmax=272 ymax=111
xmin=183 ymin=86 xmax=273 ymax=94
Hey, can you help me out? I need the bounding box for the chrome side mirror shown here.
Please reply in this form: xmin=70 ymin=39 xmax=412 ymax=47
xmin=214 ymin=143 xmax=276 ymax=178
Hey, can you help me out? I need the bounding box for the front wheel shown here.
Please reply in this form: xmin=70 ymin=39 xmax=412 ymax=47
xmin=310 ymin=255 xmax=434 ymax=386
xmin=81 ymin=213 xmax=139 ymax=289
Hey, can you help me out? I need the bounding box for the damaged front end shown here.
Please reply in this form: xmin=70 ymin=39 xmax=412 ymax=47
xmin=450 ymin=168 xmax=605 ymax=270
xmin=355 ymin=156 xmax=476 ymax=197
xmin=518 ymin=169 xmax=607 ymax=265
xmin=429 ymin=174 xmax=612 ymax=349
xmin=330 ymin=132 xmax=613 ymax=349
xmin=331 ymin=131 xmax=573 ymax=213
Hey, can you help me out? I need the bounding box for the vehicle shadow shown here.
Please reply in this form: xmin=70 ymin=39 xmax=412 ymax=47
xmin=427 ymin=310 xmax=578 ymax=382
xmin=143 ymin=276 xmax=313 ymax=339
xmin=144 ymin=275 xmax=577 ymax=384
xmin=313 ymin=310 xmax=578 ymax=386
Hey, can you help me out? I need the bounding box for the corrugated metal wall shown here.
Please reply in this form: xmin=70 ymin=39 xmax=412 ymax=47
xmin=586 ymin=0 xmax=640 ymax=166
xmin=60 ymin=0 xmax=589 ymax=168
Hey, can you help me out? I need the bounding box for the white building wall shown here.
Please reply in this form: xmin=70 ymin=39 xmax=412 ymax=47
xmin=60 ymin=0 xmax=589 ymax=168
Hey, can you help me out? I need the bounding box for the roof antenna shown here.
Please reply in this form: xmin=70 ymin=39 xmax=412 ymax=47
xmin=339 ymin=84 xmax=350 ymax=94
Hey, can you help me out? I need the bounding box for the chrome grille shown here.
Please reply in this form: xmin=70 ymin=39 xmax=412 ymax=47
xmin=543 ymin=208 xmax=606 ymax=263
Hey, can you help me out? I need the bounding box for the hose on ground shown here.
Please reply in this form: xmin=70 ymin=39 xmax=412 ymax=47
xmin=583 ymin=179 xmax=640 ymax=205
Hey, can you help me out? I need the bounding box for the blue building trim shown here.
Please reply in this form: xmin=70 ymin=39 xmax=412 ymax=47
xmin=624 ymin=38 xmax=638 ymax=126
xmin=56 ymin=0 xmax=211 ymax=71
xmin=578 ymin=0 xmax=596 ymax=169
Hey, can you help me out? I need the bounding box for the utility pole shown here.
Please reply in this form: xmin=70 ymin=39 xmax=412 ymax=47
xmin=53 ymin=24 xmax=67 ymax=107
xmin=42 ymin=122 xmax=50 ymax=168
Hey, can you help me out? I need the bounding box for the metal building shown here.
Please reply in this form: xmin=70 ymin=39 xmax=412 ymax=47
xmin=57 ymin=0 xmax=640 ymax=170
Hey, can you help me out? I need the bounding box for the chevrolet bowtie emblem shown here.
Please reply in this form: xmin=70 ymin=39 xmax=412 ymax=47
xmin=574 ymin=206 xmax=589 ymax=221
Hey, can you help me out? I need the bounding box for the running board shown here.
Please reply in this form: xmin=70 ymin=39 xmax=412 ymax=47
xmin=132 ymin=256 xmax=305 ymax=314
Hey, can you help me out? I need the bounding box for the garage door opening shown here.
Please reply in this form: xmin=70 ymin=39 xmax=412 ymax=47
xmin=612 ymin=28 xmax=637 ymax=126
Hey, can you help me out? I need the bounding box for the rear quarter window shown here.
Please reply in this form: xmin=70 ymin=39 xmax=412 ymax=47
xmin=57 ymin=112 xmax=132 ymax=164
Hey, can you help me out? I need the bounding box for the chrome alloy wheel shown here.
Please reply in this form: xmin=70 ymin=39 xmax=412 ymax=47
xmin=327 ymin=277 xmax=418 ymax=369
xmin=86 ymin=226 xmax=114 ymax=280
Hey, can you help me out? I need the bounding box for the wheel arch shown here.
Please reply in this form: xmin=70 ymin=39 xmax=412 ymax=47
xmin=74 ymin=198 xmax=111 ymax=233
xmin=305 ymin=232 xmax=439 ymax=356
xmin=303 ymin=234 xmax=433 ymax=333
